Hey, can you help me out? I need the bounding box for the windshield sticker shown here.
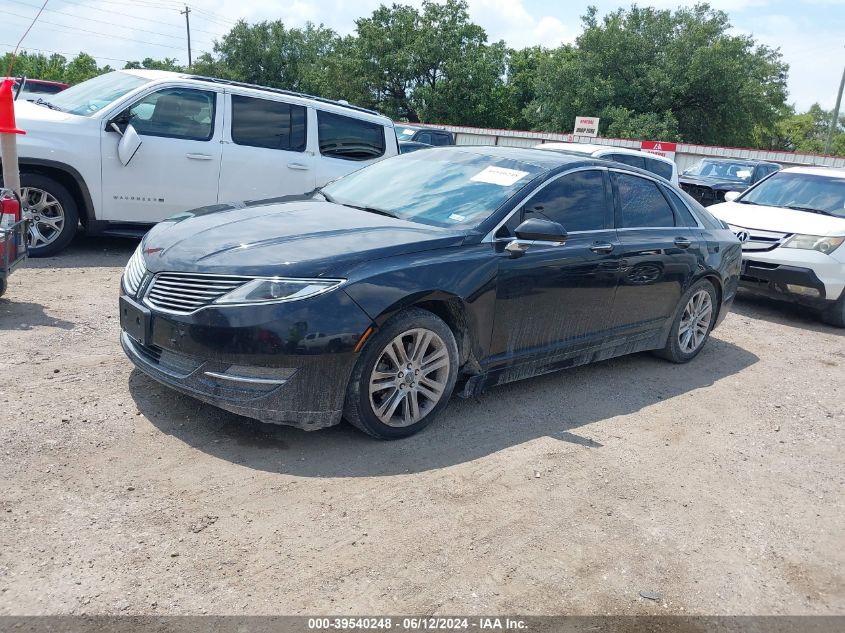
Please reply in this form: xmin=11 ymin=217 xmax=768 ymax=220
xmin=448 ymin=213 xmax=466 ymax=223
xmin=470 ymin=166 xmax=530 ymax=187
xmin=403 ymin=129 xmax=415 ymax=135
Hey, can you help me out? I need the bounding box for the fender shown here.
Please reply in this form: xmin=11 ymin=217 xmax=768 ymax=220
xmin=17 ymin=158 xmax=98 ymax=224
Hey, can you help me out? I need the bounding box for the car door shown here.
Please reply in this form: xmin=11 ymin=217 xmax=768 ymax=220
xmin=100 ymin=87 xmax=222 ymax=223
xmin=489 ymin=168 xmax=621 ymax=365
xmin=217 ymin=93 xmax=316 ymax=203
xmin=610 ymin=170 xmax=705 ymax=334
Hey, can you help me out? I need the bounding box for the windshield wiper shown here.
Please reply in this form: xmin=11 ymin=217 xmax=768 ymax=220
xmin=345 ymin=204 xmax=399 ymax=219
xmin=783 ymin=205 xmax=837 ymax=217
xmin=34 ymin=98 xmax=62 ymax=111
xmin=318 ymin=190 xmax=337 ymax=204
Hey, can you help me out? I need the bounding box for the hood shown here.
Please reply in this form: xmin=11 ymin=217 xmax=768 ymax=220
xmin=709 ymin=201 xmax=845 ymax=237
xmin=679 ymin=175 xmax=747 ymax=192
xmin=13 ymin=98 xmax=76 ymax=125
xmin=141 ymin=199 xmax=467 ymax=277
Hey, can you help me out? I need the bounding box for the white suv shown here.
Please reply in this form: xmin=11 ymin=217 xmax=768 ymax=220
xmin=709 ymin=166 xmax=845 ymax=326
xmin=9 ymin=70 xmax=398 ymax=256
xmin=535 ymin=142 xmax=679 ymax=185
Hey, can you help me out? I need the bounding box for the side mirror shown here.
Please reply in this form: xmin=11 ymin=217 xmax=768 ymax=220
xmin=117 ymin=124 xmax=142 ymax=166
xmin=723 ymin=191 xmax=740 ymax=203
xmin=505 ymin=218 xmax=567 ymax=256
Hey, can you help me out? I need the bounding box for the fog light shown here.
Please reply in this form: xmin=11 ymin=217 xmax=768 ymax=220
xmin=785 ymin=284 xmax=820 ymax=298
xmin=203 ymin=365 xmax=297 ymax=385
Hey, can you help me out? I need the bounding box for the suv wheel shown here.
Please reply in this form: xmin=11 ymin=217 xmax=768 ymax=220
xmin=655 ymin=279 xmax=718 ymax=363
xmin=343 ymin=308 xmax=458 ymax=439
xmin=19 ymin=174 xmax=79 ymax=257
xmin=821 ymin=294 xmax=845 ymax=328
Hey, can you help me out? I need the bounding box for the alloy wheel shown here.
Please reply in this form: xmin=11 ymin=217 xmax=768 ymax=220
xmin=21 ymin=187 xmax=65 ymax=249
xmin=678 ymin=289 xmax=713 ymax=353
xmin=368 ymin=327 xmax=451 ymax=427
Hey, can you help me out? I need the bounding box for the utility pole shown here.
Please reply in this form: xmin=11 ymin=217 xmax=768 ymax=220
xmin=180 ymin=5 xmax=192 ymax=68
xmin=824 ymin=49 xmax=845 ymax=156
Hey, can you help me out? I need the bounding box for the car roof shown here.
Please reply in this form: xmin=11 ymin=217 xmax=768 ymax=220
xmin=118 ymin=69 xmax=392 ymax=124
xmin=536 ymin=142 xmax=675 ymax=165
xmin=782 ymin=166 xmax=845 ymax=177
xmin=697 ymin=157 xmax=778 ymax=166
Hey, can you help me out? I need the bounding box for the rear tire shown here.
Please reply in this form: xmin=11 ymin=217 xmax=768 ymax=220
xmin=343 ymin=308 xmax=459 ymax=440
xmin=655 ymin=279 xmax=718 ymax=363
xmin=19 ymin=173 xmax=79 ymax=257
xmin=821 ymin=294 xmax=845 ymax=328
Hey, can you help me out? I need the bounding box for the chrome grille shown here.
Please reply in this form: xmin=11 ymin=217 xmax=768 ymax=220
xmin=145 ymin=273 xmax=252 ymax=314
xmin=728 ymin=224 xmax=790 ymax=252
xmin=123 ymin=247 xmax=146 ymax=296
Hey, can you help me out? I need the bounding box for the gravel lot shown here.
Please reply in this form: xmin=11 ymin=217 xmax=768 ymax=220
xmin=0 ymin=236 xmax=843 ymax=616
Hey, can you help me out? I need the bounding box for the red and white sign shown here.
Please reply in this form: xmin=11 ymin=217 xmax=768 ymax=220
xmin=640 ymin=140 xmax=677 ymax=160
xmin=573 ymin=116 xmax=600 ymax=137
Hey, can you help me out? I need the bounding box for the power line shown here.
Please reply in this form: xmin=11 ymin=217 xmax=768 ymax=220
xmin=5 ymin=0 xmax=216 ymax=48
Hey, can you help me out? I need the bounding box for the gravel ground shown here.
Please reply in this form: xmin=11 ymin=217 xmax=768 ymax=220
xmin=0 ymin=235 xmax=843 ymax=616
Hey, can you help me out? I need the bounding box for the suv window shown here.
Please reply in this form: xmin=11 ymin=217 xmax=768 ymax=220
xmin=607 ymin=153 xmax=645 ymax=170
xmin=432 ymin=132 xmax=452 ymax=146
xmin=231 ymin=95 xmax=306 ymax=151
xmin=415 ymin=131 xmax=433 ymax=144
xmin=129 ymin=88 xmax=215 ymax=141
xmin=616 ymin=173 xmax=675 ymax=228
xmin=644 ymin=157 xmax=674 ymax=181
xmin=523 ymin=169 xmax=609 ymax=232
xmin=317 ymin=111 xmax=386 ymax=161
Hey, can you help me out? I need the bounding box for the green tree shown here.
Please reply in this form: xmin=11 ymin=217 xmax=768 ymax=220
xmin=124 ymin=58 xmax=184 ymax=72
xmin=528 ymin=4 xmax=788 ymax=145
xmin=766 ymin=104 xmax=845 ymax=155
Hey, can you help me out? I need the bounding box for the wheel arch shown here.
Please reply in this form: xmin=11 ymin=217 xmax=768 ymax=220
xmin=18 ymin=159 xmax=96 ymax=227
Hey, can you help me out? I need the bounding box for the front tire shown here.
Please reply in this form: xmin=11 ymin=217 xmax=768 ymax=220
xmin=821 ymin=293 xmax=845 ymax=328
xmin=655 ymin=279 xmax=718 ymax=363
xmin=19 ymin=174 xmax=79 ymax=257
xmin=343 ymin=308 xmax=459 ymax=439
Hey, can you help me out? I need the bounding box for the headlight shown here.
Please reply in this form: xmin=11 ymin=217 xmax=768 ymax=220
xmin=214 ymin=278 xmax=344 ymax=305
xmin=782 ymin=234 xmax=845 ymax=255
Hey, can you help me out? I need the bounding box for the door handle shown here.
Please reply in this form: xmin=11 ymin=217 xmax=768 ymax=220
xmin=674 ymin=237 xmax=692 ymax=248
xmin=186 ymin=153 xmax=213 ymax=160
xmin=287 ymin=163 xmax=310 ymax=171
xmin=590 ymin=242 xmax=614 ymax=254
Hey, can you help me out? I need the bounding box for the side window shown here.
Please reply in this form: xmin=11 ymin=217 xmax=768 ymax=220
xmin=129 ymin=88 xmax=215 ymax=141
xmin=415 ymin=131 xmax=433 ymax=144
xmin=523 ymin=170 xmax=609 ymax=232
xmin=231 ymin=95 xmax=306 ymax=151
xmin=317 ymin=111 xmax=386 ymax=161
xmin=663 ymin=186 xmax=699 ymax=227
xmin=433 ymin=133 xmax=451 ymax=146
xmin=615 ymin=173 xmax=676 ymax=228
xmin=644 ymin=157 xmax=674 ymax=181
xmin=608 ymin=153 xmax=645 ymax=169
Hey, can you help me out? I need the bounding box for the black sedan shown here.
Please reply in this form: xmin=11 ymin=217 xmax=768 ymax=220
xmin=120 ymin=147 xmax=741 ymax=439
xmin=680 ymin=158 xmax=781 ymax=206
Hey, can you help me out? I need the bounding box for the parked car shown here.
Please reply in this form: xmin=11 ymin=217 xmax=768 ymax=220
xmin=9 ymin=70 xmax=398 ymax=257
xmin=535 ymin=142 xmax=678 ymax=185
xmin=120 ymin=146 xmax=740 ymax=439
xmin=680 ymin=158 xmax=780 ymax=206
xmin=13 ymin=77 xmax=69 ymax=102
xmin=399 ymin=140 xmax=433 ymax=154
xmin=396 ymin=125 xmax=455 ymax=146
xmin=709 ymin=166 xmax=845 ymax=326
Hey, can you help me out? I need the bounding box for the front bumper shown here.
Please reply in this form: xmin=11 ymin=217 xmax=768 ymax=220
xmin=739 ymin=259 xmax=837 ymax=308
xmin=120 ymin=289 xmax=373 ymax=430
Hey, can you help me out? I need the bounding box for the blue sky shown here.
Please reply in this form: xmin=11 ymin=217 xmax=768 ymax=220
xmin=1 ymin=0 xmax=843 ymax=111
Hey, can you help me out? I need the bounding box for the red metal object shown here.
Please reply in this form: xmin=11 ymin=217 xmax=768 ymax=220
xmin=0 ymin=79 xmax=26 ymax=135
xmin=0 ymin=191 xmax=21 ymax=262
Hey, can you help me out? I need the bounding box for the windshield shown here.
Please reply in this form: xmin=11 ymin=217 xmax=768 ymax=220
xmin=395 ymin=127 xmax=419 ymax=141
xmin=740 ymin=172 xmax=845 ymax=218
xmin=46 ymin=71 xmax=151 ymax=116
xmin=684 ymin=159 xmax=755 ymax=183
xmin=321 ymin=148 xmax=544 ymax=229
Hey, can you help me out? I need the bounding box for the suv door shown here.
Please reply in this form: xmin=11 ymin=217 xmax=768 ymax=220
xmin=610 ymin=171 xmax=705 ymax=334
xmin=100 ymin=87 xmax=222 ymax=223
xmin=217 ymin=94 xmax=315 ymax=203
xmin=489 ymin=168 xmax=621 ymax=366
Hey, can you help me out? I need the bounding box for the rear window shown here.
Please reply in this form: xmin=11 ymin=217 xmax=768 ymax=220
xmin=645 ymin=157 xmax=674 ymax=181
xmin=318 ymin=111 xmax=386 ymax=161
xmin=231 ymin=95 xmax=307 ymax=151
xmin=608 ymin=153 xmax=645 ymax=169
